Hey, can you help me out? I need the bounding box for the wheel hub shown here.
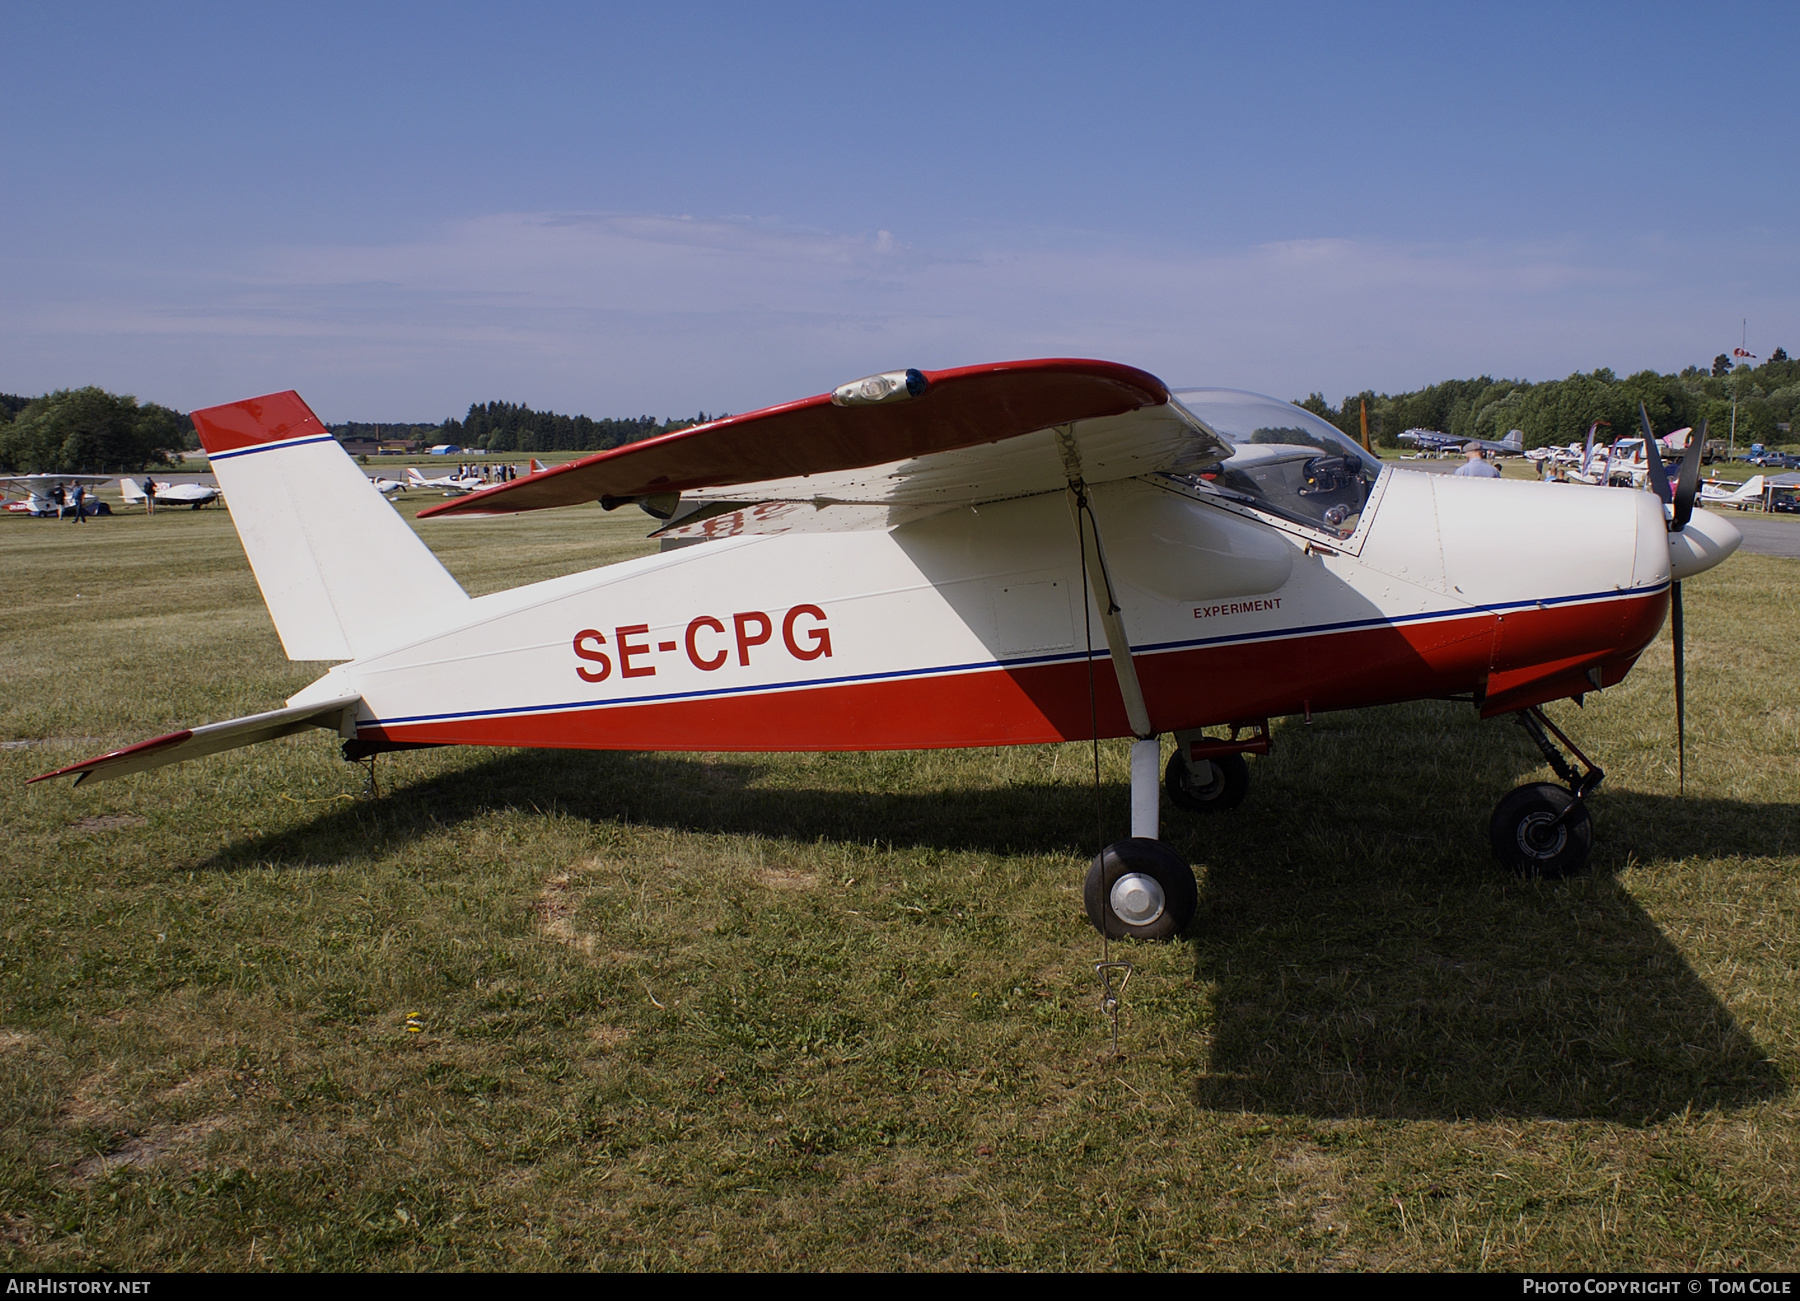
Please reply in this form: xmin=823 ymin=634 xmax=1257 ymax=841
xmin=1185 ymin=760 xmax=1224 ymax=799
xmin=1516 ymin=810 xmax=1568 ymax=858
xmin=1110 ymin=872 xmax=1166 ymax=926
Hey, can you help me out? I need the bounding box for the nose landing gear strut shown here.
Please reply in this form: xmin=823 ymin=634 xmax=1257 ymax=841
xmin=1490 ymin=706 xmax=1605 ymax=878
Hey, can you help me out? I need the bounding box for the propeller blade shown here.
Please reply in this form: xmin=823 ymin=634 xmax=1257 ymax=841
xmin=1672 ymin=418 xmax=1705 ymax=531
xmin=1671 ymin=580 xmax=1686 ymax=796
xmin=1582 ymin=422 xmax=1597 ymax=475
xmin=1640 ymin=403 xmax=1673 ymax=505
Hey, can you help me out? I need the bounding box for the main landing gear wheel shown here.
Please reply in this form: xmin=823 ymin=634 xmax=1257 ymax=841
xmin=1084 ymin=838 xmax=1198 ymax=941
xmin=1164 ymin=750 xmax=1249 ymax=813
xmin=1489 ymin=783 xmax=1594 ymax=879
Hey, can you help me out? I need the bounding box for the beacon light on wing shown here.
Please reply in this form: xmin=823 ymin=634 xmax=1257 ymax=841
xmin=831 ymin=368 xmax=928 ymax=406
xmin=33 ymin=359 xmax=1742 ymax=945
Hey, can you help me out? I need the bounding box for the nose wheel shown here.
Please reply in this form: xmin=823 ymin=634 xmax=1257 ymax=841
xmin=1163 ymin=723 xmax=1265 ymax=814
xmin=1489 ymin=782 xmax=1594 ymax=877
xmin=1489 ymin=706 xmax=1604 ymax=878
xmin=1165 ymin=749 xmax=1249 ymax=812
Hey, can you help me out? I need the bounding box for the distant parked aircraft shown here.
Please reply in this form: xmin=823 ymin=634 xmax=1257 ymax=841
xmin=406 ymin=467 xmax=485 ymax=495
xmin=406 ymin=461 xmax=552 ymax=495
xmin=0 ymin=474 xmax=118 ymax=516
xmin=1698 ymin=475 xmax=1765 ymax=509
xmin=1398 ymin=428 xmax=1524 ymax=457
xmin=121 ymin=477 xmax=221 ymax=510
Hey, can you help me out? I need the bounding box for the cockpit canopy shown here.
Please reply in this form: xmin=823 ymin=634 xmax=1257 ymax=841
xmin=1172 ymin=389 xmax=1383 ymax=540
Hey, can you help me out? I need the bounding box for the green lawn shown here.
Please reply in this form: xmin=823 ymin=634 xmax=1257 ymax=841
xmin=1 ymin=490 xmax=1795 ymax=1270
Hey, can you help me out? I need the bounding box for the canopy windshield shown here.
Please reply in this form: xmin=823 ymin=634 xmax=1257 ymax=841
xmin=1171 ymin=389 xmax=1382 ymax=539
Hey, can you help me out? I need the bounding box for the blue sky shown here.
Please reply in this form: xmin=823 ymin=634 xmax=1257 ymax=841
xmin=3 ymin=2 xmax=1794 ymax=421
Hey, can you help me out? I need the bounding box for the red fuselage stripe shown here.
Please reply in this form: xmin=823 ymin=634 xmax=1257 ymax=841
xmin=361 ymin=591 xmax=1668 ymax=752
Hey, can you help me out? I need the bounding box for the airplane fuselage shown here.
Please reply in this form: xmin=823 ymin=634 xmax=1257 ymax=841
xmin=291 ymin=468 xmax=1676 ymax=752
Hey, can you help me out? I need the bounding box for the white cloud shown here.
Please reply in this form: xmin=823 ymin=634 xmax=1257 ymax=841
xmin=2 ymin=212 xmax=1793 ymax=418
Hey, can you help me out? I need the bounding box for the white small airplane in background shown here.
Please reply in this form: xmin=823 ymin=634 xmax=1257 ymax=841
xmin=370 ymin=475 xmax=406 ymax=496
xmin=1 ymin=474 xmax=117 ymax=516
xmin=1601 ymin=429 xmax=1694 ymax=489
xmin=1537 ymin=424 xmax=1609 ymax=485
xmin=1698 ymin=474 xmax=1765 ymax=509
xmin=407 ymin=460 xmax=553 ymax=495
xmin=121 ymin=477 xmax=221 ymax=510
xmin=406 ymin=467 xmax=485 ymax=495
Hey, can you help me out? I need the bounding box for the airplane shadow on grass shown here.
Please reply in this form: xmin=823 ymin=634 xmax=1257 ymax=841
xmin=1184 ymin=820 xmax=1790 ymax=1123
xmin=197 ymin=705 xmax=1791 ymax=1124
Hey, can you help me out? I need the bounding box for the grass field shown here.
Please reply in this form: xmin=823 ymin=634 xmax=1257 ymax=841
xmin=2 ymin=488 xmax=1796 ymax=1271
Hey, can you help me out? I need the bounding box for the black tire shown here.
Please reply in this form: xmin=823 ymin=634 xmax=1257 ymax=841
xmin=1488 ymin=782 xmax=1594 ymax=878
xmin=1164 ymin=750 xmax=1249 ymax=813
xmin=1083 ymin=838 xmax=1198 ymax=940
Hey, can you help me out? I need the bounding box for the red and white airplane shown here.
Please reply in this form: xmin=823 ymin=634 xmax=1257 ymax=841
xmin=31 ymin=361 xmax=1742 ymax=939
xmin=2 ymin=473 xmax=117 ymax=515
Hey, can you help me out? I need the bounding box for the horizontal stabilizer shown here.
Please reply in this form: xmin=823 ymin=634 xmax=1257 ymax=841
xmin=29 ymin=695 xmax=362 ymax=787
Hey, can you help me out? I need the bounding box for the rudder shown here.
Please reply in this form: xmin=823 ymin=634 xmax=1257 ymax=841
xmin=193 ymin=392 xmax=468 ymax=660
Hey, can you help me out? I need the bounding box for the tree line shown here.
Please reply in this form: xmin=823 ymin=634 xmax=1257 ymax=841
xmin=326 ymin=403 xmax=723 ymax=453
xmin=435 ymin=401 xmax=724 ymax=454
xmin=0 ymin=388 xmax=196 ymax=474
xmin=327 ymin=406 xmax=720 ymax=458
xmin=6 ymin=354 xmax=1797 ymax=474
xmin=1299 ymin=349 xmax=1798 ymax=451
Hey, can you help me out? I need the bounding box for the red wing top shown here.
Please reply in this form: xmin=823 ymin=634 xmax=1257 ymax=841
xmin=418 ymin=359 xmax=1187 ymax=518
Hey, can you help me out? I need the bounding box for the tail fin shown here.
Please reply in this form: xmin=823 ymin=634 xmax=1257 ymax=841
xmin=529 ymin=458 xmax=549 ymax=474
xmin=119 ymin=478 xmax=144 ymax=502
xmin=1737 ymin=474 xmax=1765 ymax=500
xmin=192 ymin=392 xmax=468 ymax=661
xmin=1502 ymin=429 xmax=1523 ymax=450
xmin=406 ymin=467 xmax=430 ymax=486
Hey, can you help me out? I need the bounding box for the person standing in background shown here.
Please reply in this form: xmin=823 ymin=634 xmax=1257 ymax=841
xmin=1455 ymin=444 xmax=1501 ymax=479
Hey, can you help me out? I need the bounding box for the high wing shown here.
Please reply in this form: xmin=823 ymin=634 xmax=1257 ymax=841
xmin=417 ymin=359 xmax=1226 ymax=521
xmin=29 ymin=695 xmax=362 ymax=786
xmin=1 ymin=473 xmax=118 ymax=493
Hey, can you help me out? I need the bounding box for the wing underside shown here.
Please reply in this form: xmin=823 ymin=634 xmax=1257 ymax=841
xmin=417 ymin=359 xmax=1228 ymax=531
xmin=652 ymin=405 xmax=1226 ymax=540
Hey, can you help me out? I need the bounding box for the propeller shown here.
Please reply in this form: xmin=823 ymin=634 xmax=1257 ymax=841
xmin=1639 ymin=402 xmax=1705 ymax=794
xmin=1640 ymin=403 xmax=1673 ymax=503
